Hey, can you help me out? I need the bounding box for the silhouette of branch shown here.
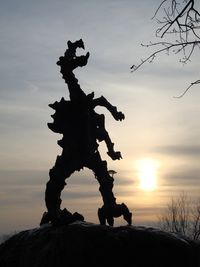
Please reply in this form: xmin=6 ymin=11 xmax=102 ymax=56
xmin=132 ymin=0 xmax=200 ymax=97
xmin=156 ymin=0 xmax=200 ymax=39
xmin=174 ymin=79 xmax=200 ymax=98
xmin=159 ymin=192 xmax=200 ymax=240
xmin=130 ymin=40 xmax=200 ymax=72
xmin=152 ymin=0 xmax=168 ymax=20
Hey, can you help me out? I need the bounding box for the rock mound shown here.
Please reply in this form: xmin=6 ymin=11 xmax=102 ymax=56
xmin=0 ymin=221 xmax=199 ymax=267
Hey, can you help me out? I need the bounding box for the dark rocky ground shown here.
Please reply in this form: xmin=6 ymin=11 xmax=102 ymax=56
xmin=0 ymin=221 xmax=199 ymax=267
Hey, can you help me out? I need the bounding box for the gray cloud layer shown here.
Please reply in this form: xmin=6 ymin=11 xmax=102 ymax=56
xmin=1 ymin=0 xmax=200 ymax=233
xmin=153 ymin=145 xmax=200 ymax=157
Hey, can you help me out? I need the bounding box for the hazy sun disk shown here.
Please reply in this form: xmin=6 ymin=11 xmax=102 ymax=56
xmin=138 ymin=159 xmax=158 ymax=191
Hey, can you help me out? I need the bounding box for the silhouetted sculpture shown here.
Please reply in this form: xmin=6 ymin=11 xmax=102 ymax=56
xmin=40 ymin=39 xmax=132 ymax=226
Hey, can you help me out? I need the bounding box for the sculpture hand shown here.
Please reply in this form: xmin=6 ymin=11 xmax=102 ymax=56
xmin=113 ymin=111 xmax=125 ymax=121
xmin=107 ymin=151 xmax=122 ymax=160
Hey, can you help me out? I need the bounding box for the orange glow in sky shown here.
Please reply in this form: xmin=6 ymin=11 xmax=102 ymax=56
xmin=137 ymin=158 xmax=159 ymax=191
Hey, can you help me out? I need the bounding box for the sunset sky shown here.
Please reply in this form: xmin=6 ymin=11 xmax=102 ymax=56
xmin=1 ymin=0 xmax=200 ymax=235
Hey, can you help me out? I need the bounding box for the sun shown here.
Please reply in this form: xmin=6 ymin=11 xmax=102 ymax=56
xmin=137 ymin=158 xmax=158 ymax=191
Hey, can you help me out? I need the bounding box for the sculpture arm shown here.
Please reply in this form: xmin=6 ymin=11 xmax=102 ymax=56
xmin=92 ymin=96 xmax=125 ymax=121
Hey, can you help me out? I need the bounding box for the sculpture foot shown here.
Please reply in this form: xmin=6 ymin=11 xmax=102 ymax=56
xmin=40 ymin=209 xmax=84 ymax=226
xmin=98 ymin=203 xmax=132 ymax=226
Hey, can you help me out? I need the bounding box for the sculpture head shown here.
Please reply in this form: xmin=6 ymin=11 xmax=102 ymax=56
xmin=67 ymin=39 xmax=85 ymax=50
xmin=57 ymin=39 xmax=90 ymax=71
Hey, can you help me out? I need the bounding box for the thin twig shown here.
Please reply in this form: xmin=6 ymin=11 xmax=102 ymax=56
xmin=130 ymin=40 xmax=200 ymax=72
xmin=174 ymin=79 xmax=200 ymax=98
xmin=152 ymin=0 xmax=168 ymax=19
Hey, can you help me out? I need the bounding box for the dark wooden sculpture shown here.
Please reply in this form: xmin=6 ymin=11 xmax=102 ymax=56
xmin=40 ymin=39 xmax=132 ymax=226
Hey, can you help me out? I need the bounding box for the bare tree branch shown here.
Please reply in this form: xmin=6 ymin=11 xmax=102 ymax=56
xmin=133 ymin=0 xmax=200 ymax=97
xmin=174 ymin=79 xmax=200 ymax=98
xmin=158 ymin=0 xmax=196 ymax=38
xmin=158 ymin=192 xmax=200 ymax=239
xmin=152 ymin=0 xmax=168 ymax=19
xmin=131 ymin=40 xmax=200 ymax=71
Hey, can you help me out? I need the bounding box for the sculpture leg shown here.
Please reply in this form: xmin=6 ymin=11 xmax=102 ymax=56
xmin=86 ymin=152 xmax=132 ymax=226
xmin=45 ymin=153 xmax=75 ymax=225
xmin=86 ymin=152 xmax=116 ymax=225
xmin=86 ymin=152 xmax=116 ymax=205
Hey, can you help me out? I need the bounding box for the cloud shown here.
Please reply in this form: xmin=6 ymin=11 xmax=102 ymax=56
xmin=1 ymin=0 xmax=200 ymax=233
xmin=161 ymin=167 xmax=200 ymax=188
xmin=153 ymin=145 xmax=200 ymax=158
xmin=0 ymin=170 xmax=47 ymax=185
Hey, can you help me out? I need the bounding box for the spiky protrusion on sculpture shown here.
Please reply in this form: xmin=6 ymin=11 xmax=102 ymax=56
xmin=41 ymin=39 xmax=132 ymax=226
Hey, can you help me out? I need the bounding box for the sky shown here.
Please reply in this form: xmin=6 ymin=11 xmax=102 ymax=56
xmin=1 ymin=0 xmax=200 ymax=234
